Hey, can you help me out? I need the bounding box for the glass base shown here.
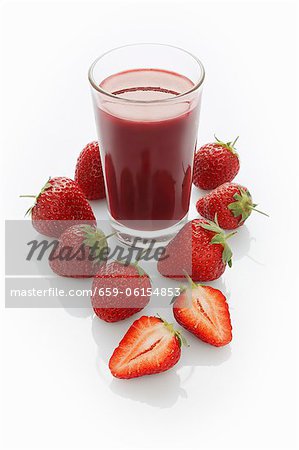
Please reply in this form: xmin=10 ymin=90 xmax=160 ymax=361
xmin=109 ymin=214 xmax=188 ymax=248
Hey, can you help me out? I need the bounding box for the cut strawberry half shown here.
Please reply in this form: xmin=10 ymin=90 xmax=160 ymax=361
xmin=173 ymin=279 xmax=232 ymax=347
xmin=109 ymin=316 xmax=185 ymax=379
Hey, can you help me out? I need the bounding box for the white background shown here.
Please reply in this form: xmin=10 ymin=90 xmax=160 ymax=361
xmin=1 ymin=1 xmax=299 ymax=449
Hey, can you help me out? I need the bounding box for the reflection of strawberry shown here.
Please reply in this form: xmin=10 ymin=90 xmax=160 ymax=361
xmin=152 ymin=170 xmax=175 ymax=220
xmin=120 ymin=168 xmax=135 ymax=218
xmin=75 ymin=141 xmax=106 ymax=200
xmin=181 ymin=165 xmax=192 ymax=212
xmin=104 ymin=154 xmax=119 ymax=218
xmin=173 ymin=278 xmax=232 ymax=347
xmin=91 ymin=261 xmax=151 ymax=323
xmin=197 ymin=182 xmax=268 ymax=229
xmin=21 ymin=177 xmax=96 ymax=237
xmin=193 ymin=136 xmax=240 ymax=190
xmin=158 ymin=218 xmax=235 ymax=282
xmin=49 ymin=224 xmax=109 ymax=278
xmin=109 ymin=316 xmax=185 ymax=379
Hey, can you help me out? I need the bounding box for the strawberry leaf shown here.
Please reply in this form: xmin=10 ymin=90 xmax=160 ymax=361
xmin=214 ymin=135 xmax=239 ymax=156
xmin=227 ymin=187 xmax=253 ymax=222
xmin=134 ymin=263 xmax=146 ymax=277
xmin=198 ymin=219 xmax=223 ymax=235
xmin=210 ymin=234 xmax=226 ymax=245
xmin=222 ymin=244 xmax=233 ymax=267
xmin=82 ymin=226 xmax=111 ymax=265
xmin=199 ymin=218 xmax=235 ymax=268
xmin=156 ymin=314 xmax=189 ymax=347
xmin=176 ymin=332 xmax=189 ymax=348
xmin=20 ymin=177 xmax=52 ymax=216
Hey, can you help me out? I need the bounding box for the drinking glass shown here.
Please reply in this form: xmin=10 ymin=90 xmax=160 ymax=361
xmin=89 ymin=43 xmax=205 ymax=247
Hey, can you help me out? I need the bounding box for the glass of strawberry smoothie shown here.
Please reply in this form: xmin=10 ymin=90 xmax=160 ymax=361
xmin=89 ymin=44 xmax=205 ymax=246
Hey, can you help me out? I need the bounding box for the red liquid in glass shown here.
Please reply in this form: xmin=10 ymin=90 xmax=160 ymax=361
xmin=95 ymin=69 xmax=200 ymax=230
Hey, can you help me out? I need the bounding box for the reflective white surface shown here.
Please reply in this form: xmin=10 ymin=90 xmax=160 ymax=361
xmin=1 ymin=1 xmax=298 ymax=449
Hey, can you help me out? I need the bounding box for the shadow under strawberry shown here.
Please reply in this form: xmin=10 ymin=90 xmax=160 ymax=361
xmin=109 ymin=369 xmax=186 ymax=408
xmin=91 ymin=301 xmax=232 ymax=371
xmin=180 ymin=335 xmax=231 ymax=366
xmin=228 ymin=225 xmax=263 ymax=264
xmin=46 ymin=276 xmax=94 ymax=318
xmin=91 ymin=313 xmax=186 ymax=407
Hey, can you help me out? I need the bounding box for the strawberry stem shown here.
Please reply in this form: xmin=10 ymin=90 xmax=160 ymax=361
xmin=214 ymin=134 xmax=239 ymax=155
xmin=156 ymin=314 xmax=189 ymax=347
xmin=19 ymin=195 xmax=36 ymax=198
xmin=225 ymin=231 xmax=237 ymax=240
xmin=231 ymin=136 xmax=239 ymax=147
xmin=20 ymin=177 xmax=52 ymax=217
xmin=249 ymin=206 xmax=269 ymax=217
xmin=182 ymin=270 xmax=197 ymax=288
xmin=116 ymin=248 xmax=150 ymax=278
xmin=135 ymin=248 xmax=149 ymax=262
xmin=105 ymin=232 xmax=117 ymax=240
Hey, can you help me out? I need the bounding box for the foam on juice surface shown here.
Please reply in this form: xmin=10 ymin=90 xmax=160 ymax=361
xmin=99 ymin=69 xmax=195 ymax=121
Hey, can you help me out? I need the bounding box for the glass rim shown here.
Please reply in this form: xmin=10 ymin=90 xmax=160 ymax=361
xmin=88 ymin=43 xmax=205 ymax=104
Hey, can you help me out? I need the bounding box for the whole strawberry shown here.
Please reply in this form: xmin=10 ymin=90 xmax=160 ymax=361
xmin=193 ymin=136 xmax=240 ymax=190
xmin=109 ymin=315 xmax=185 ymax=379
xmin=196 ymin=182 xmax=268 ymax=229
xmin=75 ymin=141 xmax=106 ymax=200
xmin=21 ymin=177 xmax=96 ymax=237
xmin=91 ymin=260 xmax=151 ymax=323
xmin=172 ymin=277 xmax=232 ymax=347
xmin=158 ymin=218 xmax=235 ymax=282
xmin=49 ymin=224 xmax=110 ymax=278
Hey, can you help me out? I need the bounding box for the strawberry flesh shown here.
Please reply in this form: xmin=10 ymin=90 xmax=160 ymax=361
xmin=173 ymin=285 xmax=232 ymax=346
xmin=109 ymin=316 xmax=181 ymax=379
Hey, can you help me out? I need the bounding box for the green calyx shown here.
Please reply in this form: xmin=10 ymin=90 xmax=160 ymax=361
xmin=116 ymin=248 xmax=149 ymax=278
xmin=171 ymin=272 xmax=201 ymax=304
xmin=228 ymin=188 xmax=269 ymax=222
xmin=131 ymin=261 xmax=146 ymax=276
xmin=214 ymin=135 xmax=239 ymax=156
xmin=198 ymin=215 xmax=237 ymax=267
xmin=156 ymin=314 xmax=189 ymax=348
xmin=182 ymin=270 xmax=201 ymax=290
xmin=116 ymin=259 xmax=147 ymax=277
xmin=170 ymin=272 xmax=198 ymax=305
xmin=20 ymin=177 xmax=52 ymax=216
xmin=81 ymin=225 xmax=113 ymax=265
xmin=131 ymin=248 xmax=148 ymax=276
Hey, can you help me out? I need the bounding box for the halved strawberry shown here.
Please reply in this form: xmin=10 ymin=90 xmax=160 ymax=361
xmin=109 ymin=316 xmax=185 ymax=379
xmin=173 ymin=279 xmax=232 ymax=347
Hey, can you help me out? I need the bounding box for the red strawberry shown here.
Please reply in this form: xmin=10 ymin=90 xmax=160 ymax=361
xmin=109 ymin=315 xmax=185 ymax=379
xmin=193 ymin=136 xmax=240 ymax=190
xmin=196 ymin=182 xmax=268 ymax=229
xmin=158 ymin=218 xmax=235 ymax=282
xmin=49 ymin=224 xmax=110 ymax=278
xmin=21 ymin=177 xmax=96 ymax=237
xmin=91 ymin=260 xmax=151 ymax=323
xmin=75 ymin=141 xmax=106 ymax=200
xmin=173 ymin=278 xmax=232 ymax=347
